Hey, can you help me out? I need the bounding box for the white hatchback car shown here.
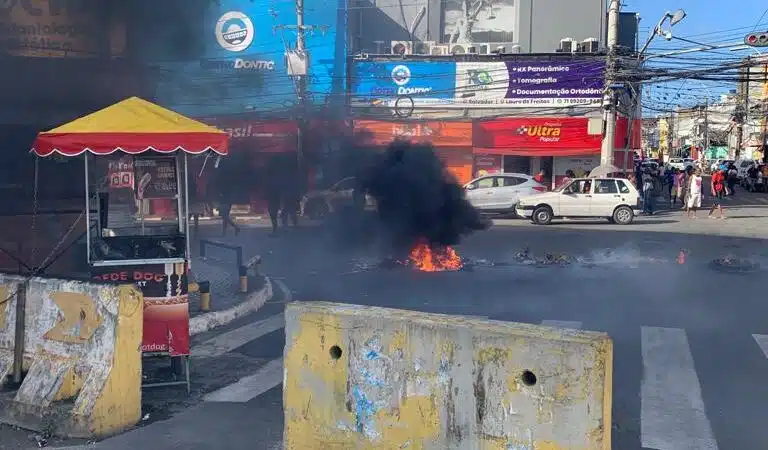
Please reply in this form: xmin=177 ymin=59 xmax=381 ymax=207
xmin=515 ymin=177 xmax=641 ymax=225
xmin=464 ymin=173 xmax=548 ymax=214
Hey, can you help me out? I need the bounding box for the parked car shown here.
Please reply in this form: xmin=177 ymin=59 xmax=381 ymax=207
xmin=301 ymin=177 xmax=375 ymax=219
xmin=668 ymin=158 xmax=685 ymax=171
xmin=515 ymin=177 xmax=641 ymax=225
xmin=464 ymin=173 xmax=547 ymax=214
xmin=683 ymin=158 xmax=695 ymax=170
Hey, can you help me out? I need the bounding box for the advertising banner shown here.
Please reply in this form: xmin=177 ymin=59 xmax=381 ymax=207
xmin=0 ymin=0 xmax=102 ymax=58
xmin=354 ymin=120 xmax=472 ymax=147
xmin=150 ymin=1 xmax=344 ymax=116
xmin=92 ymin=263 xmax=190 ymax=356
xmin=351 ymin=61 xmax=457 ymax=110
xmin=473 ymin=117 xmax=602 ymax=156
xmin=202 ymin=117 xmax=298 ymax=152
xmin=455 ymin=60 xmax=604 ymax=108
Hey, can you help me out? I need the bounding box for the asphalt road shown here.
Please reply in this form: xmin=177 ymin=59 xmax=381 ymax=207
xmin=5 ymin=192 xmax=768 ymax=450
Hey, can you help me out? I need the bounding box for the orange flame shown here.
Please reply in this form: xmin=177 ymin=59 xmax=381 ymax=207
xmin=409 ymin=241 xmax=463 ymax=272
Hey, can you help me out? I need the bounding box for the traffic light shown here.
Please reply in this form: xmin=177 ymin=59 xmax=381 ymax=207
xmin=744 ymin=32 xmax=768 ymax=47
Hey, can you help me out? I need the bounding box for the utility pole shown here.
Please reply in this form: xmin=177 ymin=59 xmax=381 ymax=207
xmin=704 ymin=98 xmax=709 ymax=160
xmin=275 ymin=0 xmax=319 ymax=189
xmin=295 ymin=0 xmax=306 ymax=172
xmin=737 ymin=57 xmax=750 ymax=159
xmin=600 ymin=0 xmax=621 ymax=166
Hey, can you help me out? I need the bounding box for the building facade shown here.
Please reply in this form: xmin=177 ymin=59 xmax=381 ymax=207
xmin=346 ymin=1 xmax=641 ymax=186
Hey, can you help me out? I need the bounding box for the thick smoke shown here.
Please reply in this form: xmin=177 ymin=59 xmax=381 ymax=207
xmin=359 ymin=140 xmax=490 ymax=252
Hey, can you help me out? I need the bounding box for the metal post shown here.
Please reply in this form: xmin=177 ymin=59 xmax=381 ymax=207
xmin=12 ymin=282 xmax=27 ymax=383
xmin=84 ymin=154 xmax=91 ymax=265
xmin=183 ymin=154 xmax=191 ymax=265
xmin=600 ymin=0 xmax=621 ymax=166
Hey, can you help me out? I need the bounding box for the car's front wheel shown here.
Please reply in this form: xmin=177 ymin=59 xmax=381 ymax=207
xmin=532 ymin=206 xmax=553 ymax=225
xmin=613 ymin=205 xmax=634 ymax=225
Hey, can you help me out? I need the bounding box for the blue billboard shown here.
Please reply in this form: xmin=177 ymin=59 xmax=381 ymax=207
xmin=350 ymin=61 xmax=457 ymax=109
xmin=144 ymin=0 xmax=346 ymax=117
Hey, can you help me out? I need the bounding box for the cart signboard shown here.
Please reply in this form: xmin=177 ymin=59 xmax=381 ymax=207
xmin=92 ymin=262 xmax=190 ymax=356
xmin=134 ymin=156 xmax=178 ymax=199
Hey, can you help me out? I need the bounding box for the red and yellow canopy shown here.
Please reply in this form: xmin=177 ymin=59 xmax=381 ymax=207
xmin=32 ymin=97 xmax=228 ymax=157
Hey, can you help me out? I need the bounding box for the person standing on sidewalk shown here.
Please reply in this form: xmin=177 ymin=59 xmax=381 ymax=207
xmin=641 ymin=169 xmax=655 ymax=215
xmin=708 ymin=169 xmax=726 ymax=219
xmin=727 ymin=163 xmax=738 ymax=196
xmin=687 ymin=168 xmax=703 ymax=219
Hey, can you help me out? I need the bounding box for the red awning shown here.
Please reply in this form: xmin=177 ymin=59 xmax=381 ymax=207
xmin=32 ymin=97 xmax=228 ymax=157
xmin=474 ymin=147 xmax=600 ymax=157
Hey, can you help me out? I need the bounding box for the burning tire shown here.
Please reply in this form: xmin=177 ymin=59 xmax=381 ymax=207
xmin=612 ymin=206 xmax=634 ymax=225
xmin=532 ymin=206 xmax=553 ymax=225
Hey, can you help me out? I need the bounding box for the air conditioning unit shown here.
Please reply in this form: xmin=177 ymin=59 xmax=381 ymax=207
xmin=450 ymin=44 xmax=467 ymax=54
xmin=413 ymin=41 xmax=435 ymax=54
xmin=391 ymin=41 xmax=413 ymax=55
xmin=579 ymin=38 xmax=599 ymax=53
xmin=428 ymin=44 xmax=450 ymax=55
xmin=468 ymin=43 xmax=492 ymax=54
xmin=558 ymin=38 xmax=576 ymax=53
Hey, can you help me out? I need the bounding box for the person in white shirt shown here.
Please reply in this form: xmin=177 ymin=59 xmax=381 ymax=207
xmin=687 ymin=168 xmax=703 ymax=219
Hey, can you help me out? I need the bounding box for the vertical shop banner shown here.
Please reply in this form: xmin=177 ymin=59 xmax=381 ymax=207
xmin=455 ymin=59 xmax=604 ymax=108
xmin=351 ymin=61 xmax=457 ymax=108
xmin=133 ymin=157 xmax=178 ymax=199
xmin=92 ymin=263 xmax=190 ymax=356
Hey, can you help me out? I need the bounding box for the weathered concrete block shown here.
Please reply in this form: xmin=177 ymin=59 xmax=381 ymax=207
xmin=0 ymin=274 xmax=144 ymax=438
xmin=283 ymin=302 xmax=612 ymax=450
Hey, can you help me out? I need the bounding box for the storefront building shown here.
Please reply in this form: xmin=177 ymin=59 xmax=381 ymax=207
xmin=474 ymin=116 xmax=640 ymax=188
xmin=349 ymin=55 xmax=641 ymax=187
xmin=354 ymin=120 xmax=475 ymax=184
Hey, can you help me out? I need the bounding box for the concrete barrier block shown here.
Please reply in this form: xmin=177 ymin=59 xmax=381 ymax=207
xmin=0 ymin=275 xmax=143 ymax=438
xmin=283 ymin=302 xmax=613 ymax=450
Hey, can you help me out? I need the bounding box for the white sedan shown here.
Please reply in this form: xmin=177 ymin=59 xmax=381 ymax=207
xmin=515 ymin=177 xmax=641 ymax=225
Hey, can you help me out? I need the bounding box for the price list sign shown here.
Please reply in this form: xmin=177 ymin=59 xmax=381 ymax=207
xmin=133 ymin=157 xmax=178 ymax=199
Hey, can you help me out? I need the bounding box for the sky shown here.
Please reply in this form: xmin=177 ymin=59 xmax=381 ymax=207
xmin=625 ymin=0 xmax=768 ymax=114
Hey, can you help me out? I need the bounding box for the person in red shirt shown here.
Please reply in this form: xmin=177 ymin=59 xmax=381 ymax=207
xmin=708 ymin=169 xmax=726 ymax=219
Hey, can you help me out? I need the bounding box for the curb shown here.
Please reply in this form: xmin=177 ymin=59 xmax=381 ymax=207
xmin=188 ymin=276 xmax=274 ymax=336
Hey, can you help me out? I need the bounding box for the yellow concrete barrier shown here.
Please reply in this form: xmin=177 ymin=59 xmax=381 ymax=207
xmin=0 ymin=274 xmax=143 ymax=438
xmin=283 ymin=302 xmax=613 ymax=449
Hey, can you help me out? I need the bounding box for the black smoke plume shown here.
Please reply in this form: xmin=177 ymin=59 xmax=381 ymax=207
xmin=358 ymin=140 xmax=490 ymax=252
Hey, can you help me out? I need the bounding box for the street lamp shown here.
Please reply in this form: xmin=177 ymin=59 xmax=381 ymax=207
xmin=638 ymin=9 xmax=687 ymax=57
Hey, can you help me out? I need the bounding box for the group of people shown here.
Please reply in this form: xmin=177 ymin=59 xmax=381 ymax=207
xmin=635 ymin=162 xmax=728 ymax=219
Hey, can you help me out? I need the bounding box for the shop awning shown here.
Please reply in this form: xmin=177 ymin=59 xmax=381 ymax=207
xmin=473 ymin=147 xmax=600 ymax=157
xmin=32 ymin=97 xmax=229 ymax=157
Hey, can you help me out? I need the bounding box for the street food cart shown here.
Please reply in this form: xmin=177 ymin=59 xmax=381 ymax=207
xmin=31 ymin=97 xmax=228 ymax=388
